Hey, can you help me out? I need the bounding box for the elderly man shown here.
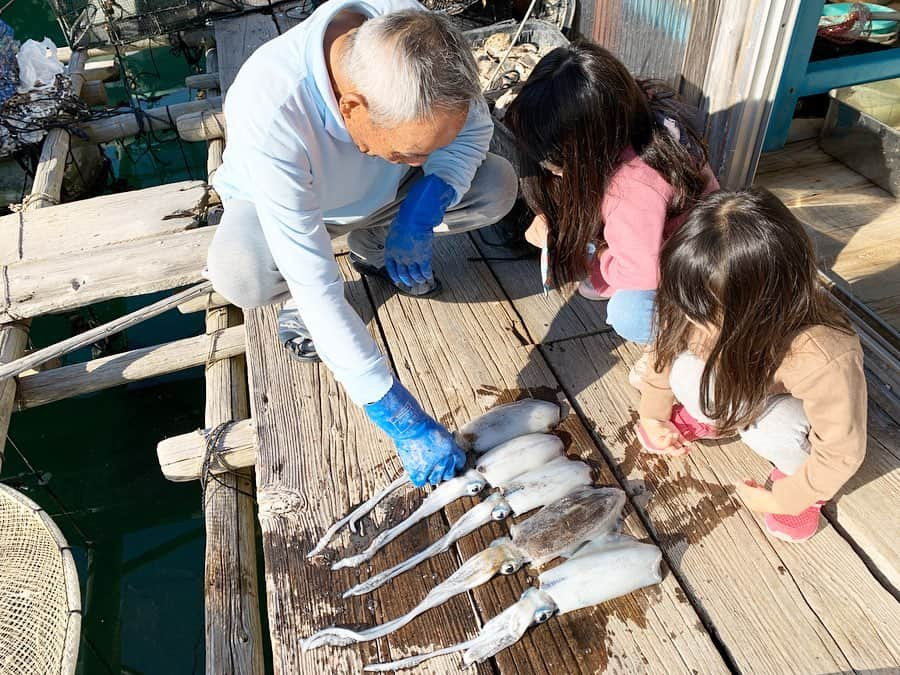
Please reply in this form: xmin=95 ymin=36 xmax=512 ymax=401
xmin=207 ymin=1 xmax=517 ymax=487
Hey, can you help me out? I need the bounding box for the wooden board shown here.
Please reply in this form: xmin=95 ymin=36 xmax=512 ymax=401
xmin=756 ymin=142 xmax=900 ymax=331
xmin=0 ymin=227 xmax=213 ymax=322
xmin=15 ymin=324 xmax=244 ymax=410
xmin=541 ymin=332 xmax=900 ymax=672
xmin=215 ymin=14 xmax=280 ymax=96
xmin=244 ymin=257 xmax=491 ymax=674
xmin=471 ymin=237 xmax=611 ymax=344
xmin=365 ymin=235 xmax=727 ymax=674
xmin=203 ymin=306 xmax=264 ymax=674
xmin=0 ymin=181 xmax=208 ymax=265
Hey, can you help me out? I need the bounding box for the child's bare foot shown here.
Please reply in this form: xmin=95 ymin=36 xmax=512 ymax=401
xmin=636 ymin=417 xmax=692 ymax=456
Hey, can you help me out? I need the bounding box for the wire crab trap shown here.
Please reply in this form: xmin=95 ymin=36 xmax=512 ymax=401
xmin=51 ymin=0 xmax=318 ymax=49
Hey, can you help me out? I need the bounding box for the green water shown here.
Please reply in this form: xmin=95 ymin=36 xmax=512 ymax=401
xmin=1 ymin=4 xmax=246 ymax=673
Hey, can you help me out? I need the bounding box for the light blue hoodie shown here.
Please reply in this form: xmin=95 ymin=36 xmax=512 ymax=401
xmin=213 ymin=0 xmax=493 ymax=405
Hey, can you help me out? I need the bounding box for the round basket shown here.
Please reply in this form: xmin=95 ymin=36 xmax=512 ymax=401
xmin=0 ymin=483 xmax=81 ymax=675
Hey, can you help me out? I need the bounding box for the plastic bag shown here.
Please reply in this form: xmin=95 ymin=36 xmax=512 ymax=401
xmin=16 ymin=38 xmax=63 ymax=94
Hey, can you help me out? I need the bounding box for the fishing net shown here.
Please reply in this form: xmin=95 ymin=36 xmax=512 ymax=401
xmin=0 ymin=73 xmax=90 ymax=159
xmin=0 ymin=483 xmax=81 ymax=675
xmin=52 ymin=0 xmax=319 ymax=49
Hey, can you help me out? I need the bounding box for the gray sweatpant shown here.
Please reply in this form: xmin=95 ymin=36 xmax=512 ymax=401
xmin=206 ymin=154 xmax=517 ymax=309
xmin=670 ymin=352 xmax=811 ymax=474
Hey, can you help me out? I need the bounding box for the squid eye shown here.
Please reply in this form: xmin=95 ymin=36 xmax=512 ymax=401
xmin=534 ymin=608 xmax=555 ymax=624
xmin=492 ymin=505 xmax=511 ymax=521
xmin=467 ymin=481 xmax=486 ymax=496
xmin=500 ymin=561 xmax=521 ymax=575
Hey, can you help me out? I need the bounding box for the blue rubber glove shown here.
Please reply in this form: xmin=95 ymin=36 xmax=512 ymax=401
xmin=365 ymin=379 xmax=466 ymax=487
xmin=384 ymin=174 xmax=456 ymax=287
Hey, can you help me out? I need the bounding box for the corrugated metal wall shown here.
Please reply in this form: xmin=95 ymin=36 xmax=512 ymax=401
xmin=588 ymin=0 xmax=722 ymax=109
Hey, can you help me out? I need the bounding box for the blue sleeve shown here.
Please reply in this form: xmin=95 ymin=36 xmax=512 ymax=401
xmin=249 ymin=118 xmax=393 ymax=406
xmin=423 ymin=97 xmax=493 ymax=206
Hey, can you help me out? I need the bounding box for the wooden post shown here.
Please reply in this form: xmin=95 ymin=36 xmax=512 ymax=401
xmin=0 ymin=50 xmax=87 ymax=470
xmin=203 ymin=308 xmax=264 ymax=674
xmin=201 ymin=46 xmax=264 ymax=673
xmin=80 ymin=80 xmax=108 ymax=107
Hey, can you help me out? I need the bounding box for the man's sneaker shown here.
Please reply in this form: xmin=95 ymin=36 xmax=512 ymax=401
xmin=277 ymin=300 xmax=319 ymax=363
xmin=763 ymin=467 xmax=824 ymax=543
xmin=349 ymin=253 xmax=443 ymax=298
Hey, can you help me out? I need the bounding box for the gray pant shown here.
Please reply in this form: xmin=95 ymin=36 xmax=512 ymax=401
xmin=669 ymin=352 xmax=811 ymax=474
xmin=207 ymin=153 xmax=517 ymax=308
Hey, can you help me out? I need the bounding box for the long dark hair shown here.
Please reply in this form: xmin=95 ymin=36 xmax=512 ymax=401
xmin=505 ymin=41 xmax=709 ymax=286
xmin=654 ymin=188 xmax=853 ymax=433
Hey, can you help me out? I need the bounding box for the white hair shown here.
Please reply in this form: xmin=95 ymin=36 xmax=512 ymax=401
xmin=342 ymin=10 xmax=481 ymax=127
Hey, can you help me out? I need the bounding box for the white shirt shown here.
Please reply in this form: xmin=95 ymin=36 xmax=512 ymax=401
xmin=213 ymin=0 xmax=493 ymax=405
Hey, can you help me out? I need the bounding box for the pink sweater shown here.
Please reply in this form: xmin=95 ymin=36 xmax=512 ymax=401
xmin=589 ymin=147 xmax=719 ymax=296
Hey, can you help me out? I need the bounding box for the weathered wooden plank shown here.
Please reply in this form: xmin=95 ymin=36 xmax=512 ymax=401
xmin=16 ymin=324 xmax=244 ymax=410
xmin=825 ymin=396 xmax=900 ymax=592
xmin=215 ymin=14 xmax=280 ymax=95
xmin=542 ymin=332 xmax=900 ymax=672
xmin=83 ymin=58 xmax=120 ymax=83
xmin=756 ymin=140 xmax=835 ymax=175
xmin=186 ymin=72 xmax=221 ymax=90
xmin=81 ymin=80 xmax=107 ymax=107
xmin=471 ymin=236 xmax=610 ymax=343
xmin=0 ymin=181 xmax=209 ymax=266
xmin=203 ymin=305 xmax=264 ymax=675
xmin=0 ymin=51 xmax=87 ymax=469
xmin=244 ymin=256 xmax=490 ymax=674
xmin=365 ymin=234 xmax=727 ymax=674
xmin=157 ymin=418 xmax=256 ymax=482
xmin=0 ymin=228 xmax=213 ymax=322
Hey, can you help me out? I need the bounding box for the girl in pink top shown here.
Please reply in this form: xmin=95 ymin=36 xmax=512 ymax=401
xmin=505 ymin=42 xmax=719 ymax=347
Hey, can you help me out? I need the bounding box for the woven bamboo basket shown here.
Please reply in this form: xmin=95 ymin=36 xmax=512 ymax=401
xmin=0 ymin=483 xmax=81 ymax=675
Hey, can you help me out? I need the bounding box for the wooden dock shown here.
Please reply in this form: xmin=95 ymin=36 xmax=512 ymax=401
xmin=194 ymin=9 xmax=899 ymax=674
xmin=0 ymin=8 xmax=897 ymax=674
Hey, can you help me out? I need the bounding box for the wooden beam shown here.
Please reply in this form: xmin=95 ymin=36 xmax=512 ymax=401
xmin=179 ymin=291 xmax=230 ymax=314
xmin=15 ymin=325 xmax=244 ymax=410
xmin=157 ymin=418 xmax=256 ymax=482
xmin=74 ymin=97 xmax=221 ymax=145
xmin=0 ymin=50 xmax=87 ymax=470
xmin=0 ymin=180 xmax=208 ymax=266
xmin=202 ymin=307 xmax=264 ymax=674
xmin=0 ymin=227 xmax=214 ymax=322
xmin=176 ymin=109 xmax=226 ymax=142
xmin=185 ymin=72 xmax=220 ymax=90
xmin=0 ymin=281 xmax=213 ymax=380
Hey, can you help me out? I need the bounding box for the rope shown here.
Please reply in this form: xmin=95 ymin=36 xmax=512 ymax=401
xmin=199 ymin=421 xmax=255 ymax=508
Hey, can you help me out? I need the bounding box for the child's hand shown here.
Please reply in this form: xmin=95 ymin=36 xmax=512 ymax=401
xmin=736 ymin=479 xmax=782 ymax=514
xmin=525 ymin=214 xmax=548 ymax=249
xmin=636 ymin=417 xmax=691 ymax=456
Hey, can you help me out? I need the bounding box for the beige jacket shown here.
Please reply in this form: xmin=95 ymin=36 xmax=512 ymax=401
xmin=639 ymin=324 xmax=867 ymax=513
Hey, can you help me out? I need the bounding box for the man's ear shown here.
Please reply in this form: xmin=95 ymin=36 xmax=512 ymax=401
xmin=339 ymin=92 xmax=367 ymax=121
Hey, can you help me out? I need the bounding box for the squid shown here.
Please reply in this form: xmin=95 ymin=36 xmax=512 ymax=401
xmin=363 ymin=534 xmax=663 ymax=671
xmin=341 ymin=458 xmax=598 ymax=597
xmin=308 ymin=399 xmax=561 ymax=558
xmin=302 ymin=486 xmax=626 ymax=651
xmin=329 ymin=434 xmax=567 ymax=571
